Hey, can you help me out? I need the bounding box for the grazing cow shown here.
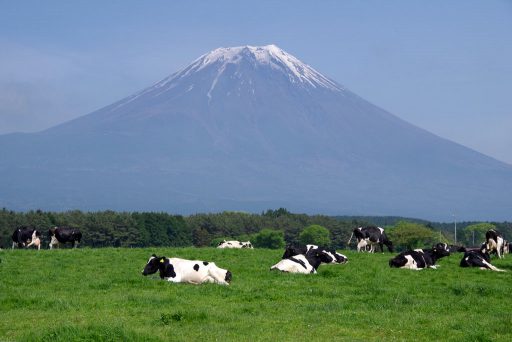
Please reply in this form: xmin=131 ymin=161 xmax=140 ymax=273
xmin=485 ymin=229 xmax=505 ymax=259
xmin=347 ymin=226 xmax=394 ymax=253
xmin=48 ymin=226 xmax=82 ymax=249
xmin=460 ymin=244 xmax=505 ymax=272
xmin=282 ymin=244 xmax=348 ymax=264
xmin=142 ymin=254 xmax=232 ymax=285
xmin=217 ymin=240 xmax=253 ymax=249
xmin=11 ymin=227 xmax=41 ymax=250
xmin=389 ymin=243 xmax=451 ymax=270
xmin=271 ymin=248 xmax=334 ymax=274
xmin=502 ymin=240 xmax=510 ymax=256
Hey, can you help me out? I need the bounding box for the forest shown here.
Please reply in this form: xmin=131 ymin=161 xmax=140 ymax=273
xmin=1 ymin=207 xmax=511 ymax=251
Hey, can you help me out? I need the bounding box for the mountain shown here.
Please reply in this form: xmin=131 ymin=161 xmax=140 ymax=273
xmin=1 ymin=44 xmax=511 ymax=221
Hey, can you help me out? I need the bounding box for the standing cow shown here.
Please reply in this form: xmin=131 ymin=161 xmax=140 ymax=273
xmin=485 ymin=229 xmax=505 ymax=259
xmin=48 ymin=226 xmax=82 ymax=249
xmin=347 ymin=226 xmax=394 ymax=253
xmin=11 ymin=227 xmax=41 ymax=250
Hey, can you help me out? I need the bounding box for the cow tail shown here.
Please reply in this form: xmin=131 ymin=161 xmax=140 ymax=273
xmin=347 ymin=232 xmax=354 ymax=246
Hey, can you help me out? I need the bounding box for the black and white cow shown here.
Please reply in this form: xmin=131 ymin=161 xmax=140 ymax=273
xmin=271 ymin=247 xmax=334 ymax=274
xmin=48 ymin=226 xmax=82 ymax=249
xmin=348 ymin=226 xmax=394 ymax=253
xmin=217 ymin=240 xmax=253 ymax=249
xmin=485 ymin=229 xmax=505 ymax=259
xmin=460 ymin=244 xmax=505 ymax=272
xmin=282 ymin=244 xmax=348 ymax=264
xmin=11 ymin=227 xmax=41 ymax=250
xmin=142 ymin=254 xmax=232 ymax=285
xmin=389 ymin=243 xmax=451 ymax=270
xmin=502 ymin=240 xmax=510 ymax=256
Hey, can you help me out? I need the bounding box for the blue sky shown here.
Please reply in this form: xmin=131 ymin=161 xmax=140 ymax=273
xmin=1 ymin=0 xmax=511 ymax=164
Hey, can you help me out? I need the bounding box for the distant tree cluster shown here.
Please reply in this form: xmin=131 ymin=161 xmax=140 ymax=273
xmin=1 ymin=208 xmax=510 ymax=250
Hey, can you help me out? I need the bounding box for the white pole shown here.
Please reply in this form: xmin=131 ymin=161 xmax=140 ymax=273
xmin=454 ymin=214 xmax=457 ymax=244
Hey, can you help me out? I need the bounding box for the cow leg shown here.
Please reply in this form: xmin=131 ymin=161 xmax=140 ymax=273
xmin=357 ymin=240 xmax=367 ymax=252
xmin=470 ymin=258 xmax=505 ymax=272
xmin=49 ymin=236 xmax=59 ymax=250
xmin=12 ymin=241 xmax=16 ymax=249
xmin=207 ymin=263 xmax=230 ymax=285
xmin=369 ymin=243 xmax=375 ymax=253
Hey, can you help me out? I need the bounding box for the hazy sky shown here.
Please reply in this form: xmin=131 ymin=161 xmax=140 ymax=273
xmin=1 ymin=1 xmax=511 ymax=164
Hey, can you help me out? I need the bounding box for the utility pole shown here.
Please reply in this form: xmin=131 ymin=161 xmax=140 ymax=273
xmin=452 ymin=213 xmax=457 ymax=244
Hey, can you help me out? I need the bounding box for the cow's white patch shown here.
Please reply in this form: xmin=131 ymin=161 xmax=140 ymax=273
xmin=400 ymin=255 xmax=421 ymax=270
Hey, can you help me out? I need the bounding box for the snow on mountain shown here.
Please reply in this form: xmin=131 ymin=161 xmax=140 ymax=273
xmin=111 ymin=44 xmax=343 ymax=111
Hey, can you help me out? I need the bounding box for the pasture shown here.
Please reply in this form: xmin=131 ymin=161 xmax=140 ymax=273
xmin=1 ymin=247 xmax=511 ymax=341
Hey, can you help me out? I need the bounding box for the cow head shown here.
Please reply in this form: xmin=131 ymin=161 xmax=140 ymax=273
xmin=479 ymin=243 xmax=490 ymax=255
xmin=384 ymin=240 xmax=394 ymax=253
xmin=142 ymin=254 xmax=163 ymax=276
xmin=331 ymin=251 xmax=348 ymax=264
xmin=306 ymin=248 xmax=335 ymax=270
xmin=72 ymin=230 xmax=82 ymax=242
xmin=432 ymin=243 xmax=450 ymax=257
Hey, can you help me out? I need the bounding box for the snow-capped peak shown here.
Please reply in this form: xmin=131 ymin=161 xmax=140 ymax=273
xmin=163 ymin=44 xmax=343 ymax=92
xmin=111 ymin=45 xmax=343 ymax=111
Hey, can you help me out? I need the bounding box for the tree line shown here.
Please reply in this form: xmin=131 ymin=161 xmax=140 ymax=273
xmin=1 ymin=208 xmax=510 ymax=251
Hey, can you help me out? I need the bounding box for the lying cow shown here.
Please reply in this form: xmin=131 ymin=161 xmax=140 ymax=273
xmin=271 ymin=247 xmax=334 ymax=274
xmin=282 ymin=244 xmax=348 ymax=264
xmin=48 ymin=226 xmax=82 ymax=249
xmin=11 ymin=227 xmax=41 ymax=250
xmin=142 ymin=254 xmax=232 ymax=285
xmin=217 ymin=240 xmax=253 ymax=249
xmin=486 ymin=229 xmax=505 ymax=259
xmin=460 ymin=244 xmax=505 ymax=272
xmin=389 ymin=243 xmax=450 ymax=270
xmin=348 ymin=226 xmax=394 ymax=253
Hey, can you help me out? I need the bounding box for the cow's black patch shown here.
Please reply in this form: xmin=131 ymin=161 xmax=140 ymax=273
xmin=203 ymin=261 xmax=209 ymax=266
xmin=225 ymin=270 xmax=232 ymax=283
xmin=289 ymin=257 xmax=307 ymax=269
xmin=161 ymin=262 xmax=176 ymax=278
xmin=193 ymin=264 xmax=199 ymax=271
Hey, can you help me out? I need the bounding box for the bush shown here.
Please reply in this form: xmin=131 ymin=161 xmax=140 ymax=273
xmin=299 ymin=225 xmax=331 ymax=246
xmin=387 ymin=221 xmax=437 ymax=251
xmin=253 ymin=229 xmax=285 ymax=249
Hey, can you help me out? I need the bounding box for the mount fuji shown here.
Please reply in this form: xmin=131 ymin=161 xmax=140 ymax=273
xmin=1 ymin=44 xmax=511 ymax=220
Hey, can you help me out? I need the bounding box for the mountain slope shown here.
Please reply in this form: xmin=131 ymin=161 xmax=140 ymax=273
xmin=1 ymin=45 xmax=511 ymax=220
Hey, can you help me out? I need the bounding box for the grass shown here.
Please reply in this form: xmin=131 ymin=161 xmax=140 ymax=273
xmin=1 ymin=247 xmax=511 ymax=341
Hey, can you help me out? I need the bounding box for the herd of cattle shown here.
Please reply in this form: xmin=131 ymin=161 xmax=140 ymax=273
xmin=11 ymin=226 xmax=82 ymax=250
xmin=8 ymin=225 xmax=509 ymax=285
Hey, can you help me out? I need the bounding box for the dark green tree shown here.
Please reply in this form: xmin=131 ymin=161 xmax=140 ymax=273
xmin=299 ymin=224 xmax=331 ymax=246
xmin=253 ymin=229 xmax=285 ymax=249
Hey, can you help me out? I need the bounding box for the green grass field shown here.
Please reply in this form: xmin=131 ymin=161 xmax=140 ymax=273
xmin=1 ymin=247 xmax=511 ymax=341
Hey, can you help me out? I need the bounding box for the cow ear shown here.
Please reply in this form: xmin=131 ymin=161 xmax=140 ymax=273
xmin=152 ymin=254 xmax=157 ymax=257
